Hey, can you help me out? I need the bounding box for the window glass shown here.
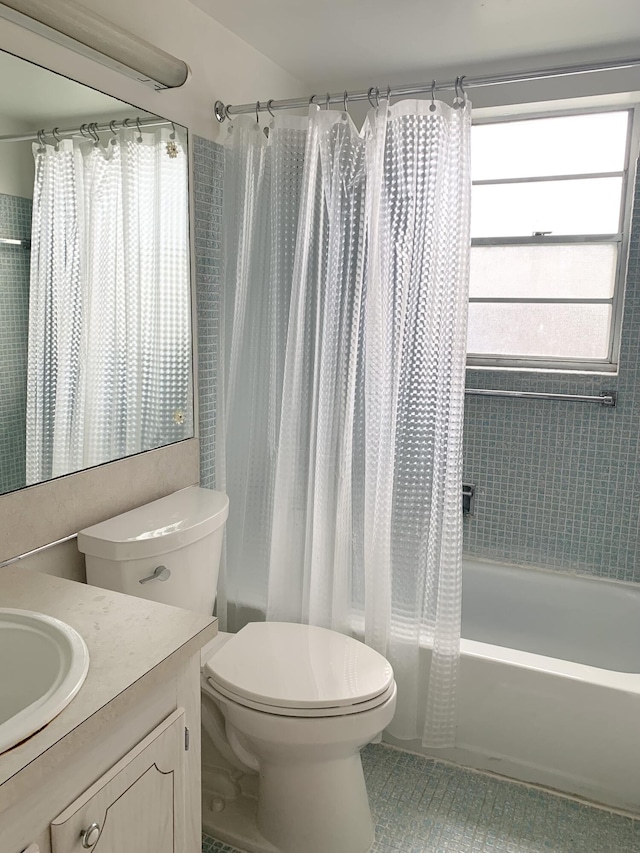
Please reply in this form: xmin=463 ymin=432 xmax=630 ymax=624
xmin=472 ymin=111 xmax=629 ymax=180
xmin=471 ymin=177 xmax=623 ymax=238
xmin=470 ymin=244 xmax=617 ymax=299
xmin=467 ymin=303 xmax=612 ymax=359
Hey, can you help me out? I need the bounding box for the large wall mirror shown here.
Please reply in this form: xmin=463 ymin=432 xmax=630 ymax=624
xmin=0 ymin=50 xmax=192 ymax=497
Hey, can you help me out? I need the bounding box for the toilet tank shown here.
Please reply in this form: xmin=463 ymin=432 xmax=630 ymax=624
xmin=77 ymin=487 xmax=229 ymax=616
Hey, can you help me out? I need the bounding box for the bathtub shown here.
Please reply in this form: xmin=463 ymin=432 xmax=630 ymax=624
xmin=384 ymin=557 xmax=640 ymax=813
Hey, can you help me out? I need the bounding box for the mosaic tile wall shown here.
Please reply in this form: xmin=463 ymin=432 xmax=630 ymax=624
xmin=0 ymin=193 xmax=32 ymax=495
xmin=193 ymin=137 xmax=225 ymax=491
xmin=194 ymin=137 xmax=640 ymax=582
xmin=464 ymin=168 xmax=640 ymax=582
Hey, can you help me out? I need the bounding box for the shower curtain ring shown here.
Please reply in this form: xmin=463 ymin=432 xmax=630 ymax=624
xmin=267 ymin=99 xmax=276 ymax=118
xmin=386 ymin=85 xmax=392 ymax=104
xmin=51 ymin=127 xmax=61 ymax=151
xmin=343 ymin=91 xmax=349 ymax=112
xmin=367 ymin=87 xmax=377 ymax=108
xmin=135 ymin=118 xmax=143 ymax=142
xmin=255 ymin=101 xmax=261 ymax=124
xmin=325 ymin=92 xmax=330 ymax=110
xmin=458 ymin=75 xmax=467 ymax=99
xmin=80 ymin=123 xmax=91 ymax=138
xmin=109 ymin=120 xmax=118 ymax=146
xmin=430 ymin=80 xmax=437 ymax=112
xmin=37 ymin=129 xmax=46 ymax=152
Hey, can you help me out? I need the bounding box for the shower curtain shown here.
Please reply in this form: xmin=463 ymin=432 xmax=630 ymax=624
xmin=26 ymin=126 xmax=190 ymax=485
xmin=217 ymin=98 xmax=471 ymax=747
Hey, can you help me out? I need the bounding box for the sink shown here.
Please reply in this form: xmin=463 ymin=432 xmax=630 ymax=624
xmin=0 ymin=609 xmax=89 ymax=754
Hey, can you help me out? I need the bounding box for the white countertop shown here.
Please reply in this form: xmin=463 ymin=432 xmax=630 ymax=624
xmin=0 ymin=566 xmax=216 ymax=788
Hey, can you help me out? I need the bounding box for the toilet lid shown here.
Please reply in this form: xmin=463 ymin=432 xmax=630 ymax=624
xmin=203 ymin=622 xmax=394 ymax=712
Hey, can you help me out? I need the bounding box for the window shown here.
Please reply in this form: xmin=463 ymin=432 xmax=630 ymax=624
xmin=467 ymin=108 xmax=637 ymax=372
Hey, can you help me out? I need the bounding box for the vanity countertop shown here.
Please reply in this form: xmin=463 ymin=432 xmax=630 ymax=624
xmin=0 ymin=566 xmax=216 ymax=789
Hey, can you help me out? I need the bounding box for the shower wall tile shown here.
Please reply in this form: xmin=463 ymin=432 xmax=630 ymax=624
xmin=463 ymin=168 xmax=640 ymax=582
xmin=0 ymin=193 xmax=32 ymax=495
xmin=193 ymin=136 xmax=224 ymax=490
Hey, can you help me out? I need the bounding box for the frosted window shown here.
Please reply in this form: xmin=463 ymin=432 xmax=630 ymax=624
xmin=472 ymin=111 xmax=629 ymax=180
xmin=467 ymin=303 xmax=611 ymax=359
xmin=470 ymin=244 xmax=617 ymax=299
xmin=471 ymin=177 xmax=623 ymax=238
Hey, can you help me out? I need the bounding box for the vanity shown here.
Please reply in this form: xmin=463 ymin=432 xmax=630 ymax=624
xmin=0 ymin=567 xmax=217 ymax=853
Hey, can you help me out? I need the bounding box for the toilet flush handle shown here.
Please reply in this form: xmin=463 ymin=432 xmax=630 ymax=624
xmin=139 ymin=565 xmax=171 ymax=584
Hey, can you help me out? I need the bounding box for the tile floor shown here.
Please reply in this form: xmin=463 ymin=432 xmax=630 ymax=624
xmin=202 ymin=743 xmax=640 ymax=853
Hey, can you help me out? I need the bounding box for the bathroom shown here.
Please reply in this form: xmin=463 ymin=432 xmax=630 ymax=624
xmin=1 ymin=0 xmax=640 ymax=851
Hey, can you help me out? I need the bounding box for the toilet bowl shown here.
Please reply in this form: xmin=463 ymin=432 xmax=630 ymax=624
xmin=78 ymin=487 xmax=397 ymax=853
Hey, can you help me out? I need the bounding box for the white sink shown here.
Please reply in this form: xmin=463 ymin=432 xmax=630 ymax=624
xmin=0 ymin=609 xmax=89 ymax=754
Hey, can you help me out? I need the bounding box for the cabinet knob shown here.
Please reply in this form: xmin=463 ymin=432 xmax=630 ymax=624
xmin=80 ymin=823 xmax=101 ymax=848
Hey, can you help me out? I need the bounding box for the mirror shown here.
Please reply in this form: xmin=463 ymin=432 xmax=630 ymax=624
xmin=0 ymin=50 xmax=192 ymax=497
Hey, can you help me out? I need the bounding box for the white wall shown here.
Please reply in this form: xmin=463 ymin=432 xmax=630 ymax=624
xmin=0 ymin=0 xmax=308 ymax=140
xmin=0 ymin=2 xmax=307 ymax=578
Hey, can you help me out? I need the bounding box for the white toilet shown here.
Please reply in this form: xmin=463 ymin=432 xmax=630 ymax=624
xmin=78 ymin=486 xmax=397 ymax=853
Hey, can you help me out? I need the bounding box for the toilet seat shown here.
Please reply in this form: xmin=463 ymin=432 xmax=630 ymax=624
xmin=202 ymin=621 xmax=394 ymax=718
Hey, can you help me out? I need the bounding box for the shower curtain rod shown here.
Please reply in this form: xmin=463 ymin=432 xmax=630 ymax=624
xmin=213 ymin=56 xmax=640 ymax=121
xmin=0 ymin=116 xmax=171 ymax=145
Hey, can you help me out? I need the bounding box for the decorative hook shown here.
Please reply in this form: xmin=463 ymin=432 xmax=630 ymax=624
xmin=266 ymin=99 xmax=276 ymax=118
xmin=430 ymin=80 xmax=437 ymax=112
xmin=51 ymin=127 xmax=61 ymax=151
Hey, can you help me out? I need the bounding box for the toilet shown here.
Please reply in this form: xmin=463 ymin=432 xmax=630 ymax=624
xmin=77 ymin=486 xmax=397 ymax=853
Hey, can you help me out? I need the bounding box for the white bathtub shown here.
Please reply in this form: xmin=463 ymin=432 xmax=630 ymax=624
xmin=385 ymin=557 xmax=640 ymax=813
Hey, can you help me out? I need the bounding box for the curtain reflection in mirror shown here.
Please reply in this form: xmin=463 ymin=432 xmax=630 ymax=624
xmin=26 ymin=126 xmax=191 ymax=485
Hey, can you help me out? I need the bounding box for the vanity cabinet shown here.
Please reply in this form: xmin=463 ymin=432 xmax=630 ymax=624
xmin=50 ymin=710 xmax=185 ymax=853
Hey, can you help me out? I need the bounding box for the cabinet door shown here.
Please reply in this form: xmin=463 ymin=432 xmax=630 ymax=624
xmin=50 ymin=709 xmax=185 ymax=853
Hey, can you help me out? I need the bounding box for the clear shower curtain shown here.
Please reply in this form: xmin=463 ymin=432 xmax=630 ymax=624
xmin=218 ymin=98 xmax=471 ymax=747
xmin=26 ymin=127 xmax=190 ymax=484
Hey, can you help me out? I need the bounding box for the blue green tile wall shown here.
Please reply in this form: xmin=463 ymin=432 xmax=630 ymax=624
xmin=0 ymin=192 xmax=31 ymax=495
xmin=194 ymin=136 xmax=640 ymax=582
xmin=193 ymin=136 xmax=224 ymax=491
xmin=464 ymin=168 xmax=640 ymax=581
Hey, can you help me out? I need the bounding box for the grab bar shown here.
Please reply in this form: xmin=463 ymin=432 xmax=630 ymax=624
xmin=0 ymin=236 xmax=30 ymax=250
xmin=465 ymin=389 xmax=616 ymax=407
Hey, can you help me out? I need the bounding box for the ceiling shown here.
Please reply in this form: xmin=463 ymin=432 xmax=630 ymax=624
xmin=192 ymin=0 xmax=640 ymax=92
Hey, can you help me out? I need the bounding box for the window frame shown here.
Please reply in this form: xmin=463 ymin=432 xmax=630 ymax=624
xmin=467 ymin=104 xmax=640 ymax=374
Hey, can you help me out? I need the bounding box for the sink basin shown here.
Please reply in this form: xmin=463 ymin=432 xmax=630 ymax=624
xmin=0 ymin=609 xmax=89 ymax=754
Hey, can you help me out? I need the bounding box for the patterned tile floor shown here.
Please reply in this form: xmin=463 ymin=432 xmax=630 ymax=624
xmin=202 ymin=743 xmax=640 ymax=853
